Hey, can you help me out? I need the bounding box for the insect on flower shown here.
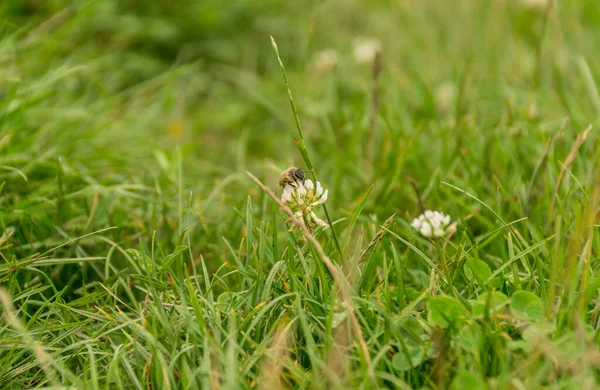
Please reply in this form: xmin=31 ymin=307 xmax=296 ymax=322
xmin=279 ymin=170 xmax=329 ymax=231
xmin=279 ymin=167 xmax=305 ymax=188
xmin=411 ymin=210 xmax=452 ymax=238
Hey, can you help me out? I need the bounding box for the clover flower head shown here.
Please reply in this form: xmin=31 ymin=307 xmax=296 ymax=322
xmin=353 ymin=37 xmax=382 ymax=65
xmin=281 ymin=179 xmax=329 ymax=230
xmin=411 ymin=210 xmax=452 ymax=238
xmin=520 ymin=0 xmax=550 ymax=12
xmin=434 ymin=81 xmax=457 ymax=114
xmin=311 ymin=49 xmax=340 ymax=74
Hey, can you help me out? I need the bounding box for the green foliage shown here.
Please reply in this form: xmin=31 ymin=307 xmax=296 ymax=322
xmin=2 ymin=0 xmax=600 ymax=388
xmin=393 ymin=337 xmax=427 ymax=372
xmin=450 ymin=371 xmax=487 ymax=390
xmin=471 ymin=291 xmax=510 ymax=318
xmin=428 ymin=295 xmax=467 ymax=328
xmin=510 ymin=291 xmax=545 ymax=322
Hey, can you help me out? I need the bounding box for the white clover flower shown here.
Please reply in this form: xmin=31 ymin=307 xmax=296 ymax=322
xmin=311 ymin=49 xmax=340 ymax=74
xmin=281 ymin=179 xmax=329 ymax=230
xmin=411 ymin=210 xmax=452 ymax=238
xmin=352 ymin=37 xmax=382 ymax=65
xmin=434 ymin=81 xmax=457 ymax=114
xmin=520 ymin=0 xmax=550 ymax=12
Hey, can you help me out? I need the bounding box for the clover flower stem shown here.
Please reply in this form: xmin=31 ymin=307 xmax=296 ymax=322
xmin=433 ymin=241 xmax=448 ymax=275
xmin=302 ymin=214 xmax=311 ymax=233
xmin=368 ymin=50 xmax=381 ymax=163
xmin=320 ymin=201 xmax=342 ymax=253
xmin=410 ymin=180 xmax=425 ymax=214
xmin=271 ymin=37 xmax=344 ymax=260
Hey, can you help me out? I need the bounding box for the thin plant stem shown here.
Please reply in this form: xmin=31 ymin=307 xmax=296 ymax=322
xmin=270 ymin=36 xmax=344 ymax=260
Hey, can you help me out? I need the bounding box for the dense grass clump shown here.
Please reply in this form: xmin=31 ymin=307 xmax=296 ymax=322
xmin=2 ymin=1 xmax=600 ymax=388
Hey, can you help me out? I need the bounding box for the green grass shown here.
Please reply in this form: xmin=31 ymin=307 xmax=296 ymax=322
xmin=2 ymin=0 xmax=600 ymax=388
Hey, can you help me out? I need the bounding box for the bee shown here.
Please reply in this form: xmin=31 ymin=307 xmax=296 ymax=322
xmin=279 ymin=167 xmax=305 ymax=188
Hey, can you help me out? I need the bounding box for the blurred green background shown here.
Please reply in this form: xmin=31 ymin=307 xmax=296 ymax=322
xmin=3 ymin=0 xmax=599 ymax=261
xmin=2 ymin=1 xmax=600 ymax=387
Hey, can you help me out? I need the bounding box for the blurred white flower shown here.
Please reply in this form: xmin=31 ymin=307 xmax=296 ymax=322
xmin=281 ymin=179 xmax=329 ymax=230
xmin=520 ymin=0 xmax=551 ymax=12
xmin=352 ymin=37 xmax=382 ymax=65
xmin=311 ymin=49 xmax=340 ymax=74
xmin=411 ymin=211 xmax=452 ymax=238
xmin=434 ymin=81 xmax=457 ymax=114
xmin=526 ymin=101 xmax=540 ymax=121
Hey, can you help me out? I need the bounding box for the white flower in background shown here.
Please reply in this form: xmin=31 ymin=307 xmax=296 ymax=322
xmin=526 ymin=101 xmax=540 ymax=121
xmin=311 ymin=49 xmax=340 ymax=74
xmin=411 ymin=211 xmax=452 ymax=238
xmin=434 ymin=81 xmax=457 ymax=114
xmin=281 ymin=179 xmax=329 ymax=230
xmin=520 ymin=0 xmax=551 ymax=12
xmin=352 ymin=37 xmax=382 ymax=65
